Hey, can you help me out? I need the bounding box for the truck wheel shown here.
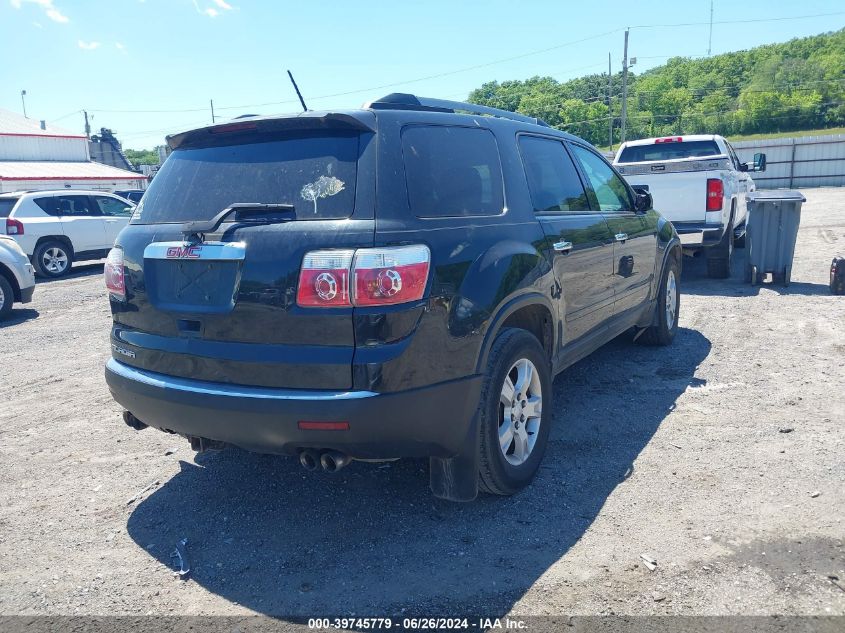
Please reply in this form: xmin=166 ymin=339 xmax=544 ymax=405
xmin=34 ymin=240 xmax=73 ymax=278
xmin=478 ymin=328 xmax=552 ymax=496
xmin=639 ymin=256 xmax=680 ymax=346
xmin=706 ymin=221 xmax=733 ymax=279
xmin=0 ymin=275 xmax=13 ymax=320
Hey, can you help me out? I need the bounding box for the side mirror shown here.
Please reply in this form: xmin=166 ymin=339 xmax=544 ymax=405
xmin=753 ymin=152 xmax=767 ymax=172
xmin=632 ymin=187 xmax=652 ymax=214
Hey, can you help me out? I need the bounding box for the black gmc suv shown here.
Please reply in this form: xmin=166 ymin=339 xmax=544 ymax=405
xmin=104 ymin=94 xmax=682 ymax=501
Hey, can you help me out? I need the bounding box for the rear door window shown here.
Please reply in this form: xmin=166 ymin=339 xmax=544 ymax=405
xmin=518 ymin=136 xmax=590 ymax=213
xmin=132 ymin=133 xmax=360 ymax=224
xmin=402 ymin=125 xmax=504 ymax=217
xmin=35 ymin=195 xmax=98 ymax=217
xmin=616 ymin=140 xmax=721 ymax=163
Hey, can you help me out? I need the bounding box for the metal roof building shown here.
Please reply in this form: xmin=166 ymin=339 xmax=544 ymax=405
xmin=0 ymin=108 xmax=146 ymax=193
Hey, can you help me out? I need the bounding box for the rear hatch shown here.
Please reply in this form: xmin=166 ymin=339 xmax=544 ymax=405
xmin=111 ymin=113 xmax=376 ymax=390
xmin=614 ymin=140 xmax=731 ymax=222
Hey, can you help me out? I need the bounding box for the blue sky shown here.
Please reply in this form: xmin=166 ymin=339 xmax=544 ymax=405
xmin=1 ymin=0 xmax=843 ymax=149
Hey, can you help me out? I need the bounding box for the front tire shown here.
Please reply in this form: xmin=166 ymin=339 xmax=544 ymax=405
xmin=639 ymin=256 xmax=680 ymax=346
xmin=0 ymin=275 xmax=13 ymax=320
xmin=478 ymin=328 xmax=552 ymax=496
xmin=33 ymin=240 xmax=73 ymax=278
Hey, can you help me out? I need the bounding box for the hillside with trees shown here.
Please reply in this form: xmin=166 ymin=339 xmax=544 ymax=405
xmin=468 ymin=28 xmax=845 ymax=147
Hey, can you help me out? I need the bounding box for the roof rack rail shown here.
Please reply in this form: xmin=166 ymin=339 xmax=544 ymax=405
xmin=362 ymin=93 xmax=550 ymax=128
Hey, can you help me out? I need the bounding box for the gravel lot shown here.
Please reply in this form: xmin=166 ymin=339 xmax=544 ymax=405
xmin=0 ymin=187 xmax=843 ymax=621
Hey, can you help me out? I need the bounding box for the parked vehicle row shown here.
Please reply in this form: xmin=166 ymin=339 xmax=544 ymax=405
xmin=103 ymin=93 xmax=683 ymax=500
xmin=613 ymin=134 xmax=766 ymax=278
xmin=0 ymin=190 xmax=134 ymax=278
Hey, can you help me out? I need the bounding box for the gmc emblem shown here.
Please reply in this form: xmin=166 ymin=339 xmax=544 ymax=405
xmin=166 ymin=245 xmax=202 ymax=258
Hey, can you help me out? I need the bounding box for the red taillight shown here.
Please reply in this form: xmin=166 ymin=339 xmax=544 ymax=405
xmin=296 ymin=245 xmax=431 ymax=308
xmin=209 ymin=122 xmax=259 ymax=134
xmin=706 ymin=178 xmax=724 ymax=211
xmin=297 ymin=421 xmax=350 ymax=431
xmin=352 ymin=245 xmax=430 ymax=307
xmin=296 ymin=249 xmax=355 ymax=307
xmin=655 ymin=136 xmax=683 ymax=144
xmin=105 ymin=247 xmax=125 ymax=300
xmin=5 ymin=218 xmax=24 ymax=235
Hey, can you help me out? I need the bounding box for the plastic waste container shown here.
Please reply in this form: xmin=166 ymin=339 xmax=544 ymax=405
xmin=744 ymin=190 xmax=806 ymax=286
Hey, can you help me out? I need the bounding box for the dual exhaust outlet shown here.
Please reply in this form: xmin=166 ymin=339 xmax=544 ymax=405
xmin=299 ymin=448 xmax=351 ymax=473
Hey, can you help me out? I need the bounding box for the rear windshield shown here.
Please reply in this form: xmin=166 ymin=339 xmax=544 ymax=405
xmin=617 ymin=140 xmax=721 ymax=163
xmin=0 ymin=198 xmax=19 ymax=218
xmin=132 ymin=133 xmax=359 ymax=224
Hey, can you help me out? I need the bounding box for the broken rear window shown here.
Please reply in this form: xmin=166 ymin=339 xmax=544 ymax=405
xmin=132 ymin=133 xmax=359 ymax=224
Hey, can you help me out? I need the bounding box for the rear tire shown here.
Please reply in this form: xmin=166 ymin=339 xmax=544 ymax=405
xmin=706 ymin=220 xmax=733 ymax=279
xmin=478 ymin=328 xmax=552 ymax=496
xmin=33 ymin=240 xmax=73 ymax=278
xmin=639 ymin=256 xmax=680 ymax=346
xmin=0 ymin=275 xmax=13 ymax=320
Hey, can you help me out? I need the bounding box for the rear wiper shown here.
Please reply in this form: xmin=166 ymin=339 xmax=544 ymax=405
xmin=182 ymin=203 xmax=295 ymax=236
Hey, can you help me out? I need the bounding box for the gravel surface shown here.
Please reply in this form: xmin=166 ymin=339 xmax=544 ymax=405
xmin=0 ymin=188 xmax=843 ymax=619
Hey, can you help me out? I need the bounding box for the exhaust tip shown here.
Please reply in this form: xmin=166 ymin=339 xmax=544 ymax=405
xmin=320 ymin=450 xmax=351 ymax=473
xmin=299 ymin=449 xmax=319 ymax=471
xmin=122 ymin=411 xmax=147 ymax=431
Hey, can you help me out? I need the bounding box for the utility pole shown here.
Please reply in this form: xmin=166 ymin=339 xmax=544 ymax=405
xmin=210 ymin=99 xmax=217 ymax=124
xmin=621 ymin=29 xmax=629 ymax=143
xmin=20 ymin=90 xmax=27 ymax=118
xmin=707 ymin=0 xmax=714 ymax=56
xmin=608 ymin=52 xmax=613 ymax=151
xmin=83 ymin=110 xmax=91 ymax=138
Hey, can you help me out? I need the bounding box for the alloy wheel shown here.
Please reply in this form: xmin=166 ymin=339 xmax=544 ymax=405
xmin=42 ymin=247 xmax=69 ymax=274
xmin=498 ymin=358 xmax=543 ymax=466
xmin=665 ymin=269 xmax=678 ymax=330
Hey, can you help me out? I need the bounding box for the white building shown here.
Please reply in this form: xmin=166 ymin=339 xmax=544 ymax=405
xmin=0 ymin=108 xmax=146 ymax=193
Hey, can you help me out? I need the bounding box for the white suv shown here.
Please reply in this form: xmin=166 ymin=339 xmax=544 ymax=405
xmin=0 ymin=190 xmax=134 ymax=278
xmin=0 ymin=234 xmax=35 ymax=320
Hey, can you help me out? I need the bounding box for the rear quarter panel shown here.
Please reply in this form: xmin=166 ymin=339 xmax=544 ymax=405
xmin=10 ymin=198 xmax=64 ymax=256
xmin=364 ymin=112 xmax=555 ymax=392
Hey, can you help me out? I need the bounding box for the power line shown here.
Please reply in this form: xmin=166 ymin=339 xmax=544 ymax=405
xmin=630 ymin=10 xmax=845 ymax=29
xmin=64 ymin=10 xmax=845 ymax=139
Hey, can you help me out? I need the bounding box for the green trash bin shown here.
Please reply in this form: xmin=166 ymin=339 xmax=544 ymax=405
xmin=744 ymin=190 xmax=806 ymax=286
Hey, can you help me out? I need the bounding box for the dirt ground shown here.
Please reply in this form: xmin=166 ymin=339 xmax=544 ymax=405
xmin=0 ymin=187 xmax=843 ymax=622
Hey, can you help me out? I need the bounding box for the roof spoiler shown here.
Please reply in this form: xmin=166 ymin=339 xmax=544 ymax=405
xmin=166 ymin=112 xmax=375 ymax=150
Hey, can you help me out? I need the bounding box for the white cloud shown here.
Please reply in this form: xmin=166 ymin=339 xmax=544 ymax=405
xmin=115 ymin=42 xmax=127 ymax=53
xmin=192 ymin=0 xmax=233 ymax=18
xmin=78 ymin=40 xmax=100 ymax=50
xmin=32 ymin=21 xmax=43 ymax=28
xmin=10 ymin=0 xmax=69 ymax=24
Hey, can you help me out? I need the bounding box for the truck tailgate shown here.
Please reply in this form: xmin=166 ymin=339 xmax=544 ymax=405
xmin=616 ymin=157 xmax=730 ymax=224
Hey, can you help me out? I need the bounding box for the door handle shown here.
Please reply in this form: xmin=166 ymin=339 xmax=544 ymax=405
xmin=553 ymin=240 xmax=573 ymax=253
xmin=615 ymin=233 xmax=628 ymax=242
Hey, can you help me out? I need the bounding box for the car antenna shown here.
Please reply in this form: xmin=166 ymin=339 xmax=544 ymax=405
xmin=287 ymin=70 xmax=308 ymax=112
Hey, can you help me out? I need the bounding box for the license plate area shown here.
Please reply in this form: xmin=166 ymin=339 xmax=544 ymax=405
xmin=144 ymin=241 xmax=245 ymax=314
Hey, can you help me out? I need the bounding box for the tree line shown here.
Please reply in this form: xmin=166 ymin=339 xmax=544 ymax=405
xmin=468 ymin=28 xmax=845 ymax=147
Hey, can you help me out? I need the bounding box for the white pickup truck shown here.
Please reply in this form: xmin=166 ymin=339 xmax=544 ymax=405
xmin=613 ymin=134 xmax=766 ymax=278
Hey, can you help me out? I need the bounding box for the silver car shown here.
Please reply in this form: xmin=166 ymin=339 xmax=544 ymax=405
xmin=0 ymin=234 xmax=36 ymax=320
